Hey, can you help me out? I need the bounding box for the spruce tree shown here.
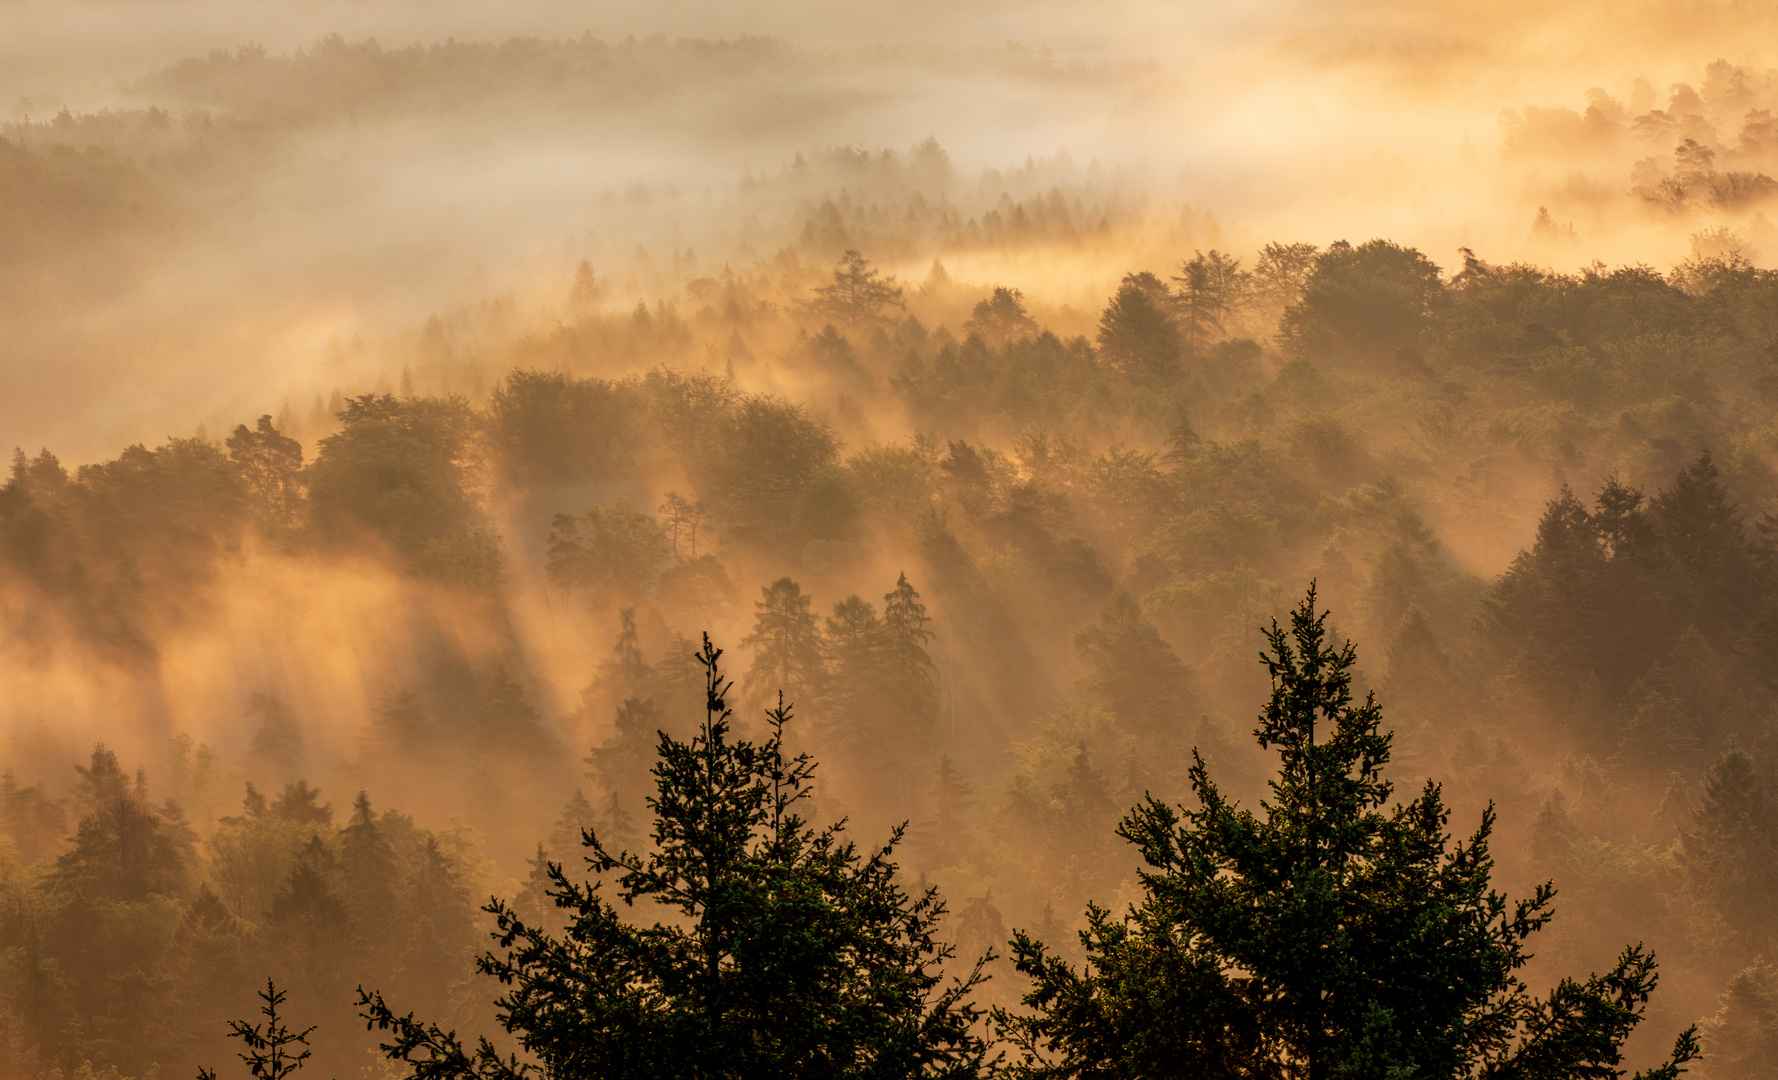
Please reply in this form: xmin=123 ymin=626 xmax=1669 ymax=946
xmin=197 ymin=980 xmax=315 ymax=1080
xmin=997 ymin=586 xmax=1700 ymax=1080
xmin=359 ymin=636 xmax=993 ymax=1080
xmin=740 ymin=576 xmax=826 ymax=708
xmin=339 ymin=791 xmax=399 ymax=963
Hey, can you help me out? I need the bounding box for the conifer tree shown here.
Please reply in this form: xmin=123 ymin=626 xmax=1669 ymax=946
xmin=1095 ymin=273 xmax=1181 ymax=387
xmin=248 ymin=693 xmax=305 ymax=776
xmin=997 ymin=586 xmax=1700 ymax=1080
xmin=584 ymin=697 xmax=661 ymax=814
xmin=359 ymin=636 xmax=993 ymax=1080
xmin=198 ymin=980 xmax=315 ymax=1080
xmin=881 ymin=571 xmax=941 ymax=732
xmin=740 ymin=576 xmax=825 ymax=708
xmin=513 ymin=843 xmax=553 ymax=930
xmin=914 ymin=756 xmax=982 ymax=872
xmin=339 ymin=791 xmax=398 ymax=956
xmin=1073 ymin=590 xmax=1195 ymax=737
xmin=477 ymin=667 xmax=554 ymax=760
xmin=396 ymin=837 xmax=475 ymax=1021
xmin=545 ymin=790 xmax=598 ymax=860
xmin=1682 ymin=747 xmax=1778 ymax=955
xmin=805 ymin=249 xmax=906 ymax=328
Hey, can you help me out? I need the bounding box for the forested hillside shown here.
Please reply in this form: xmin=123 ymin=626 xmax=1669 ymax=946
xmin=11 ymin=8 xmax=1778 ymax=1075
xmin=5 ymin=226 xmax=1778 ymax=1075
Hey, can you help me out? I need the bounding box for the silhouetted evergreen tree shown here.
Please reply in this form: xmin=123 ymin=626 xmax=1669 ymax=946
xmin=585 ymin=697 xmax=661 ymax=822
xmin=359 ymin=636 xmax=993 ymax=1080
xmin=197 ymin=980 xmax=315 ymax=1080
xmin=395 ymin=837 xmax=475 ymax=1022
xmin=997 ymin=587 xmax=1700 ymax=1080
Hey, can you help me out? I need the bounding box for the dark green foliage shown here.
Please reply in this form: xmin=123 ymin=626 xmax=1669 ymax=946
xmin=16 ymin=215 xmax=1778 ymax=1080
xmin=339 ymin=792 xmax=398 ymax=951
xmin=1483 ymin=452 xmax=1769 ymax=756
xmin=476 ymin=667 xmax=556 ymax=761
xmin=53 ymin=745 xmax=195 ymax=903
xmin=0 ymin=436 xmax=251 ymax=659
xmin=820 ymin=573 xmax=943 ymax=785
xmin=397 ymin=837 xmax=477 ymax=1021
xmin=702 ymin=396 xmax=844 ymax=552
xmin=997 ymin=588 xmax=1699 ymax=1080
xmin=268 ymin=835 xmax=349 ymax=993
xmin=358 ymin=636 xmax=993 ymax=1080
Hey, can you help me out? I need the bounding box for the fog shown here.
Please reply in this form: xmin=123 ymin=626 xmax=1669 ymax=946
xmin=6 ymin=0 xmax=1777 ymax=456
xmin=5 ymin=0 xmax=1778 ymax=1075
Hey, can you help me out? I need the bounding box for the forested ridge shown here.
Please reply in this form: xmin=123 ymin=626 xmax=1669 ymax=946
xmin=9 ymin=221 xmax=1778 ymax=1077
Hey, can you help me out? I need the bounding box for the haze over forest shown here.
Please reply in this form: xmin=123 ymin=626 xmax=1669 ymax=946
xmin=7 ymin=0 xmax=1778 ymax=1076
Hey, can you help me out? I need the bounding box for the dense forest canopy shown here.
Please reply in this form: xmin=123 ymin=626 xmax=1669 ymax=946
xmin=9 ymin=1 xmax=1778 ymax=1077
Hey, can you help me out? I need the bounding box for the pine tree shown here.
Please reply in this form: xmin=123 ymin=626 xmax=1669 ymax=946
xmin=1171 ymin=250 xmax=1249 ymax=356
xmin=740 ymin=577 xmax=825 ymax=709
xmin=362 ymin=687 xmax=436 ymax=769
xmin=514 ymin=844 xmax=554 ymax=930
xmin=997 ymin=586 xmax=1700 ymax=1080
xmin=477 ymin=667 xmax=554 ymax=761
xmin=248 ymin=694 xmax=304 ymax=776
xmin=1073 ymin=590 xmax=1195 ymax=737
xmin=1095 ymin=273 xmax=1181 ymax=387
xmin=913 ymin=756 xmax=982 ymax=872
xmin=397 ymin=837 xmax=476 ymax=1021
xmin=805 ymin=249 xmax=906 ymax=328
xmin=359 ymin=636 xmax=993 ymax=1080
xmin=1682 ymin=747 xmax=1778 ymax=954
xmin=881 ymin=571 xmax=941 ymax=742
xmin=197 ymin=980 xmax=315 ymax=1080
xmin=339 ymin=791 xmax=398 ymax=958
xmin=1698 ymin=958 xmax=1778 ymax=1080
xmin=585 ymin=697 xmax=661 ymax=813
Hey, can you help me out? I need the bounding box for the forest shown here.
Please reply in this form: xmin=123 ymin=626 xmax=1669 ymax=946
xmin=6 ymin=227 xmax=1778 ymax=1076
xmin=10 ymin=4 xmax=1778 ymax=1078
